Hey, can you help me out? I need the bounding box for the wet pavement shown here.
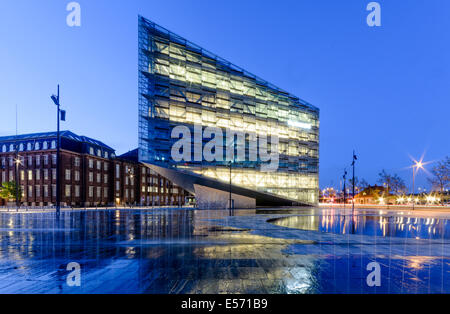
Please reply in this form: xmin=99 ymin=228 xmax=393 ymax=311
xmin=0 ymin=207 xmax=448 ymax=294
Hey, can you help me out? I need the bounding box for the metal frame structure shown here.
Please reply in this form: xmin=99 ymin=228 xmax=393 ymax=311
xmin=138 ymin=16 xmax=320 ymax=205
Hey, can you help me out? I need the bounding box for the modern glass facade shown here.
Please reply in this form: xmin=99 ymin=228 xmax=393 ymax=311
xmin=138 ymin=16 xmax=320 ymax=204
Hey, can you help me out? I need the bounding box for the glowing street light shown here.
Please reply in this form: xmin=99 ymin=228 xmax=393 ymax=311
xmin=410 ymin=157 xmax=428 ymax=210
xmin=14 ymin=155 xmax=22 ymax=209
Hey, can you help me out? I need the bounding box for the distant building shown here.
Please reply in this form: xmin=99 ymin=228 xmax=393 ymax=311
xmin=0 ymin=131 xmax=191 ymax=207
xmin=354 ymin=185 xmax=390 ymax=205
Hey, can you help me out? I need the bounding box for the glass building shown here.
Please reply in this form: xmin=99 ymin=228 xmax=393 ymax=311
xmin=138 ymin=16 xmax=319 ymax=206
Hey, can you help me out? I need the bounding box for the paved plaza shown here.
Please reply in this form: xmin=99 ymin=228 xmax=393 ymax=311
xmin=0 ymin=207 xmax=448 ymax=293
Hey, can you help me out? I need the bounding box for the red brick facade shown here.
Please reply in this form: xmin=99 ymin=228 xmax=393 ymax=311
xmin=0 ymin=146 xmax=190 ymax=207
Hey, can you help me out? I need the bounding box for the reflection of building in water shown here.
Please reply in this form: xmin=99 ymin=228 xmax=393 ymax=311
xmin=0 ymin=210 xmax=448 ymax=293
xmin=270 ymin=214 xmax=449 ymax=239
xmin=270 ymin=215 xmax=319 ymax=231
xmin=0 ymin=210 xmax=197 ymax=261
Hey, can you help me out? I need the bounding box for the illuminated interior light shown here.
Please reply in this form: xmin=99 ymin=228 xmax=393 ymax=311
xmin=288 ymin=120 xmax=312 ymax=130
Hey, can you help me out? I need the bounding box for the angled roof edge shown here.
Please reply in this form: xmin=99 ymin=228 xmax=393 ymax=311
xmin=138 ymin=15 xmax=319 ymax=113
xmin=0 ymin=130 xmax=115 ymax=151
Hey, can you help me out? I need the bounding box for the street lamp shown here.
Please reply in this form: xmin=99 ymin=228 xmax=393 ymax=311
xmin=229 ymin=158 xmax=234 ymax=214
xmin=51 ymin=84 xmax=66 ymax=215
xmin=227 ymin=137 xmax=235 ymax=215
xmin=14 ymin=155 xmax=22 ymax=209
xmin=351 ymin=150 xmax=357 ymax=214
xmin=342 ymin=169 xmax=347 ymax=208
xmin=411 ymin=160 xmax=424 ymax=210
xmin=127 ymin=168 xmax=135 ymax=206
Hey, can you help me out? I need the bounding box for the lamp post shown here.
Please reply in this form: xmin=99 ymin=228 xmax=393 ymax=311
xmin=229 ymin=158 xmax=233 ymax=215
xmin=51 ymin=85 xmax=66 ymax=215
xmin=383 ymin=182 xmax=389 ymax=209
xmin=127 ymin=168 xmax=135 ymax=206
xmin=228 ymin=136 xmax=235 ymax=215
xmin=343 ymin=169 xmax=347 ymax=208
xmin=14 ymin=154 xmax=21 ymax=209
xmin=411 ymin=160 xmax=424 ymax=210
xmin=351 ymin=150 xmax=357 ymax=214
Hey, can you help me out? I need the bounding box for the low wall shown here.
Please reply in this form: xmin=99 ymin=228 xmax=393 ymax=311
xmin=194 ymin=184 xmax=256 ymax=209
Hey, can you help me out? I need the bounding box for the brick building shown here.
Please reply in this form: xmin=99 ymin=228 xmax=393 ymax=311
xmin=0 ymin=131 xmax=190 ymax=207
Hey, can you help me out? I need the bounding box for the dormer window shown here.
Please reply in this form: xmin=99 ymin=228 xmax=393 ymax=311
xmin=43 ymin=141 xmax=48 ymax=150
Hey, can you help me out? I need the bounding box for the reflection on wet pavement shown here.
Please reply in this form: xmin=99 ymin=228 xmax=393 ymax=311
xmin=0 ymin=208 xmax=448 ymax=294
xmin=269 ymin=214 xmax=450 ymax=239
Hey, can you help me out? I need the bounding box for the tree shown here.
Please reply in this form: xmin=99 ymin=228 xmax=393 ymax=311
xmin=348 ymin=177 xmax=359 ymax=189
xmin=0 ymin=181 xmax=21 ymax=202
xmin=359 ymin=179 xmax=370 ymax=189
xmin=428 ymin=157 xmax=450 ymax=193
xmin=348 ymin=177 xmax=366 ymax=195
xmin=377 ymin=170 xmax=406 ymax=195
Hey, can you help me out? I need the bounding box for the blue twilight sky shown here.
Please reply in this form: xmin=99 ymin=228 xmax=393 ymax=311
xmin=0 ymin=0 xmax=449 ymax=191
